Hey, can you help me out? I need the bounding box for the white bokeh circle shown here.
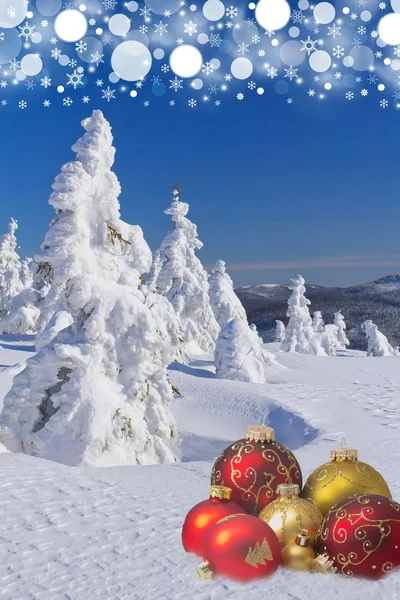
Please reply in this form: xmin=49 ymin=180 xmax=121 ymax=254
xmin=169 ymin=45 xmax=202 ymax=78
xmin=54 ymin=9 xmax=87 ymax=42
xmin=309 ymin=49 xmax=331 ymax=72
xmin=21 ymin=53 xmax=43 ymax=76
xmin=255 ymin=0 xmax=291 ymax=32
xmin=378 ymin=13 xmax=400 ymax=45
xmin=231 ymin=56 xmax=253 ymax=79
xmin=111 ymin=40 xmax=152 ymax=81
xmin=108 ymin=13 xmax=131 ymax=36
xmin=313 ymin=2 xmax=335 ymax=24
xmin=202 ymin=0 xmax=225 ymax=21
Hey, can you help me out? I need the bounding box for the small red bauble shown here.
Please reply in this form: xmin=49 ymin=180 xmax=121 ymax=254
xmin=182 ymin=485 xmax=246 ymax=556
xmin=201 ymin=513 xmax=281 ymax=582
xmin=211 ymin=424 xmax=302 ymax=515
xmin=317 ymin=494 xmax=400 ymax=579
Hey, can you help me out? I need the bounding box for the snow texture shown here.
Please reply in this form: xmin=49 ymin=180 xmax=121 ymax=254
xmin=312 ymin=311 xmax=325 ymax=332
xmin=320 ymin=324 xmax=339 ymax=357
xmin=0 ymin=110 xmax=178 ymax=468
xmin=334 ymin=310 xmax=350 ymax=348
xmin=152 ymin=187 xmax=220 ymax=353
xmin=275 ymin=319 xmax=286 ymax=343
xmin=0 ymin=337 xmax=399 ymax=598
xmin=215 ymin=318 xmax=266 ymax=383
xmin=362 ymin=319 xmax=398 ymax=357
xmin=280 ymin=275 xmax=324 ymax=355
xmin=209 ymin=259 xmax=247 ymax=328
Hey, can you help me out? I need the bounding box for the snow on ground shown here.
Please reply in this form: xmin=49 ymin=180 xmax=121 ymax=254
xmin=0 ymin=336 xmax=399 ymax=599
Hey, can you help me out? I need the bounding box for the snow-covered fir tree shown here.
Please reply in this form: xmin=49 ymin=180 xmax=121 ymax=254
xmin=320 ymin=324 xmax=339 ymax=357
xmin=280 ymin=275 xmax=324 ymax=355
xmin=0 ymin=110 xmax=178 ymax=467
xmin=0 ymin=218 xmax=24 ymax=316
xmin=215 ymin=318 xmax=266 ymax=383
xmin=20 ymin=256 xmax=34 ymax=288
xmin=312 ymin=311 xmax=325 ymax=332
xmin=275 ymin=320 xmax=286 ymax=343
xmin=209 ymin=259 xmax=247 ymax=329
xmin=151 ymin=182 xmax=219 ymax=353
xmin=362 ymin=320 xmax=397 ymax=357
xmin=334 ymin=311 xmax=350 ymax=348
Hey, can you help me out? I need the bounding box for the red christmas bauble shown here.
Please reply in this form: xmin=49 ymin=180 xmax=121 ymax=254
xmin=201 ymin=513 xmax=281 ymax=582
xmin=182 ymin=485 xmax=246 ymax=556
xmin=317 ymin=494 xmax=400 ymax=579
xmin=211 ymin=424 xmax=302 ymax=515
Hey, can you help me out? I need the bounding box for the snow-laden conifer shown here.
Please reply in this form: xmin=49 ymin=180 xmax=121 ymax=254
xmin=0 ymin=111 xmax=178 ymax=467
xmin=209 ymin=259 xmax=247 ymax=328
xmin=312 ymin=311 xmax=325 ymax=332
xmin=362 ymin=320 xmax=397 ymax=357
xmin=0 ymin=218 xmax=24 ymax=316
xmin=152 ymin=184 xmax=219 ymax=353
xmin=334 ymin=311 xmax=350 ymax=348
xmin=215 ymin=318 xmax=266 ymax=383
xmin=275 ymin=320 xmax=286 ymax=343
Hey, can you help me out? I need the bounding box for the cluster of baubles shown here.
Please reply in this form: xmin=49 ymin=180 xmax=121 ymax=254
xmin=181 ymin=424 xmax=400 ymax=582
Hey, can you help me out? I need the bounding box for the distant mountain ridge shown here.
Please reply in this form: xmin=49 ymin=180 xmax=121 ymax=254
xmin=235 ymin=274 xmax=400 ymax=350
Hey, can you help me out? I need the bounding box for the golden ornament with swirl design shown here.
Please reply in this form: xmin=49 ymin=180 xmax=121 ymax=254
xmin=302 ymin=442 xmax=391 ymax=517
xmin=258 ymin=484 xmax=323 ymax=549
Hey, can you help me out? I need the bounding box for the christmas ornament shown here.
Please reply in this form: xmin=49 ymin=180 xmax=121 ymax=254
xmin=311 ymin=553 xmax=338 ymax=574
xmin=211 ymin=424 xmax=302 ymax=515
xmin=302 ymin=438 xmax=391 ymax=516
xmin=258 ymin=483 xmax=323 ymax=549
xmin=281 ymin=528 xmax=316 ymax=571
xmin=181 ymin=485 xmax=246 ymax=556
xmin=199 ymin=513 xmax=281 ymax=582
xmin=317 ymin=494 xmax=400 ymax=579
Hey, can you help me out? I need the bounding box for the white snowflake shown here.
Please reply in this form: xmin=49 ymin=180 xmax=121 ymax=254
xmin=361 ymin=88 xmax=368 ymax=96
xmin=334 ymin=71 xmax=342 ymax=79
xmin=237 ymin=92 xmax=244 ymax=100
xmin=140 ymin=7 xmax=151 ymax=18
xmin=63 ymin=97 xmax=73 ymax=106
xmin=102 ymin=0 xmax=117 ymax=9
xmin=252 ymin=35 xmax=260 ymax=44
xmin=102 ymin=34 xmax=113 ymax=45
xmin=245 ymin=18 xmax=256 ymax=27
xmin=50 ymin=37 xmax=57 ymax=44
xmin=0 ymin=80 xmax=7 ymax=88
xmin=350 ymin=12 xmax=358 ymax=19
xmin=0 ymin=100 xmax=6 ymax=106
xmin=208 ymin=84 xmax=219 ymax=94
xmin=66 ymin=69 xmax=84 ymax=89
xmin=327 ymin=23 xmax=341 ymax=39
xmin=353 ymin=37 xmax=361 ymax=47
xmin=308 ymin=89 xmax=316 ymax=96
xmin=345 ymin=91 xmax=354 ymax=100
xmin=375 ymin=50 xmax=383 ymax=58
xmin=18 ymin=100 xmax=27 ymax=109
xmin=224 ymin=73 xmax=232 ymax=81
xmin=300 ymin=36 xmax=317 ymax=56
xmin=188 ymin=98 xmax=196 ymax=107
xmin=368 ymin=74 xmax=377 ymax=84
xmin=215 ymin=99 xmax=221 ymax=106
xmin=25 ymin=79 xmax=35 ymax=90
xmin=267 ymin=66 xmax=278 ymax=78
xmin=41 ymin=20 xmax=48 ymax=27
xmin=154 ymin=21 xmax=168 ymax=36
xmin=169 ymin=100 xmax=175 ymax=106
xmin=101 ymin=86 xmax=115 ymax=102
xmin=291 ymin=10 xmax=304 ymax=23
xmin=287 ymin=97 xmax=293 ymax=104
xmin=237 ymin=42 xmax=249 ymax=55
xmin=77 ymin=66 xmax=84 ymax=74
xmin=248 ymin=80 xmax=256 ymax=89
xmin=0 ymin=32 xmax=4 ymax=41
xmin=41 ymin=76 xmax=51 ymax=88
xmin=96 ymin=79 xmax=104 ymax=86
xmin=332 ymin=45 xmax=345 ymax=58
xmin=164 ymin=10 xmax=171 ymax=17
xmin=209 ymin=34 xmax=222 ymax=47
xmin=358 ymin=26 xmax=366 ymax=34
xmin=379 ymin=1 xmax=386 ymax=7
xmin=184 ymin=20 xmax=197 ymax=36
xmin=176 ymin=37 xmax=184 ymax=45
xmin=169 ymin=76 xmax=183 ymax=92
xmin=91 ymin=51 xmax=104 ymax=66
xmin=380 ymin=98 xmax=388 ymax=108
xmin=161 ymin=64 xmax=169 ymax=73
xmin=394 ymin=45 xmax=400 ymax=57
xmin=7 ymin=7 xmax=15 ymax=17
xmin=264 ymin=29 xmax=275 ymax=37
xmin=284 ymin=65 xmax=298 ymax=81
xmin=258 ymin=49 xmax=265 ymax=57
xmin=18 ymin=21 xmax=35 ymax=41
xmin=75 ymin=40 xmax=87 ymax=54
xmin=226 ymin=5 xmax=238 ymax=19
xmin=225 ymin=21 xmax=233 ymax=29
xmin=190 ymin=4 xmax=197 ymax=10
xmin=69 ymin=58 xmax=77 ymax=68
xmin=83 ymin=95 xmax=90 ymax=103
xmin=202 ymin=62 xmax=214 ymax=75
xmin=9 ymin=59 xmax=20 ymax=71
xmin=370 ymin=30 xmax=378 ymax=38
xmin=139 ymin=25 xmax=148 ymax=33
xmin=43 ymin=99 xmax=51 ymax=107
xmin=89 ymin=18 xmax=96 ymax=26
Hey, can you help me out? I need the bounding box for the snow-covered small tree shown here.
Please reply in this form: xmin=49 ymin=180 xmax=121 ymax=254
xmin=275 ymin=320 xmax=286 ymax=343
xmin=312 ymin=311 xmax=325 ymax=332
xmin=334 ymin=311 xmax=350 ymax=348
xmin=362 ymin=320 xmax=396 ymax=357
xmin=209 ymin=259 xmax=247 ymax=329
xmin=280 ymin=275 xmax=324 ymax=355
xmin=152 ymin=185 xmax=219 ymax=353
xmin=320 ymin=324 xmax=339 ymax=357
xmin=0 ymin=110 xmax=178 ymax=467
xmin=215 ymin=318 xmax=266 ymax=383
xmin=0 ymin=218 xmax=24 ymax=316
xmin=20 ymin=256 xmax=34 ymax=288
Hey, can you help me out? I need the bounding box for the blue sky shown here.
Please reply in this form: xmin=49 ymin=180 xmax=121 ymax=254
xmin=1 ymin=84 xmax=399 ymax=288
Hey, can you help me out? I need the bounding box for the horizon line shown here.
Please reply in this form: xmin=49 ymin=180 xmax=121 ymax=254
xmin=205 ymin=255 xmax=400 ymax=271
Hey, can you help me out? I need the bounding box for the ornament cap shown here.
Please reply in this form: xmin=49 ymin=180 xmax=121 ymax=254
xmin=295 ymin=529 xmax=311 ymax=547
xmin=330 ymin=448 xmax=358 ymax=461
xmin=209 ymin=485 xmax=232 ymax=500
xmin=245 ymin=424 xmax=274 ymax=443
xmin=276 ymin=483 xmax=300 ymax=496
xmin=311 ymin=553 xmax=338 ymax=574
xmin=196 ymin=562 xmax=213 ymax=581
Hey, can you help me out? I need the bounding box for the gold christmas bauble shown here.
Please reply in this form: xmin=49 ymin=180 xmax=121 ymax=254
xmin=258 ymin=483 xmax=323 ymax=549
xmin=281 ymin=529 xmax=316 ymax=571
xmin=302 ymin=442 xmax=392 ymax=516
